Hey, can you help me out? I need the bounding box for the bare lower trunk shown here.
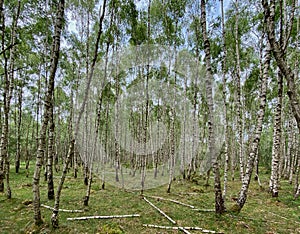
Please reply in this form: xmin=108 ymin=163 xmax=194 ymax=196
xmin=289 ymin=125 xmax=297 ymax=184
xmin=47 ymin=106 xmax=55 ymax=200
xmin=83 ymin=165 xmax=93 ymax=206
xmin=51 ymin=140 xmax=75 ymax=228
xmin=284 ymin=116 xmax=293 ymax=179
xmin=15 ymin=85 xmax=22 ymax=173
xmin=220 ymin=0 xmax=229 ymax=201
xmin=269 ymin=71 xmax=283 ymax=197
xmin=234 ymin=0 xmax=244 ymax=181
xmin=0 ymin=0 xmax=20 ymax=196
xmin=234 ymin=42 xmax=270 ymax=211
xmin=295 ymin=151 xmax=300 ymax=199
xmin=201 ymin=0 xmax=225 ymax=214
xmin=167 ymin=112 xmax=175 ymax=194
xmin=51 ymin=1 xmax=106 ymax=227
xmin=32 ymin=0 xmax=64 ymax=225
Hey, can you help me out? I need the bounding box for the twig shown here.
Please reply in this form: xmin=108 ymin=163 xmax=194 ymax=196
xmin=67 ymin=214 xmax=140 ymax=221
xmin=143 ymin=197 xmax=176 ymax=224
xmin=41 ymin=204 xmax=84 ymax=213
xmin=144 ymin=195 xmax=195 ymax=209
xmin=0 ymin=42 xmax=18 ymax=55
xmin=143 ymin=224 xmax=224 ymax=234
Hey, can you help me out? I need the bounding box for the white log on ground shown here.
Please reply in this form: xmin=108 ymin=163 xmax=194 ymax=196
xmin=143 ymin=197 xmax=176 ymax=224
xmin=144 ymin=195 xmax=195 ymax=209
xmin=192 ymin=208 xmax=215 ymax=212
xmin=67 ymin=214 xmax=140 ymax=221
xmin=178 ymin=227 xmax=192 ymax=234
xmin=41 ymin=204 xmax=84 ymax=213
xmin=143 ymin=224 xmax=224 ymax=234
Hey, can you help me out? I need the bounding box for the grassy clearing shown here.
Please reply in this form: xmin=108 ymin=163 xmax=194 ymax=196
xmin=0 ymin=164 xmax=299 ymax=234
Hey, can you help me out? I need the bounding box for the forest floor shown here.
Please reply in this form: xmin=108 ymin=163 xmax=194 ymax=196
xmin=0 ymin=164 xmax=300 ymax=234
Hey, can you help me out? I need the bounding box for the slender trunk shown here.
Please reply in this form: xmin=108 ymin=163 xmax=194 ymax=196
xmin=51 ymin=1 xmax=106 ymax=227
xmin=294 ymin=147 xmax=300 ymax=199
xmin=201 ymin=0 xmax=225 ymax=214
xmin=234 ymin=42 xmax=270 ymax=211
xmin=235 ymin=0 xmax=244 ymax=181
xmin=51 ymin=140 xmax=74 ymax=227
xmin=84 ymin=95 xmax=103 ymax=206
xmin=269 ymin=71 xmax=283 ymax=197
xmin=254 ymin=36 xmax=265 ymax=183
xmin=284 ymin=114 xmax=293 ymax=179
xmin=83 ymin=9 xmax=90 ymax=186
xmin=263 ymin=0 xmax=300 ymax=131
xmin=25 ymin=114 xmax=32 ymax=178
xmin=0 ymin=0 xmax=21 ymax=197
xmin=47 ymin=100 xmax=55 ymax=200
xmin=221 ymin=0 xmax=229 ymax=201
xmin=15 ymin=83 xmax=23 ymax=173
xmin=32 ymin=0 xmax=65 ymax=225
xmin=288 ymin=123 xmax=297 ymax=184
xmin=167 ymin=22 xmax=177 ymax=194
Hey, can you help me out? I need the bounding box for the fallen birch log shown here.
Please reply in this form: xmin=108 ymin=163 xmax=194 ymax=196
xmin=178 ymin=226 xmax=192 ymax=234
xmin=143 ymin=197 xmax=176 ymax=224
xmin=41 ymin=204 xmax=84 ymax=213
xmin=67 ymin=214 xmax=140 ymax=221
xmin=143 ymin=224 xmax=224 ymax=234
xmin=192 ymin=208 xmax=215 ymax=212
xmin=144 ymin=195 xmax=195 ymax=209
xmin=143 ymin=197 xmax=192 ymax=234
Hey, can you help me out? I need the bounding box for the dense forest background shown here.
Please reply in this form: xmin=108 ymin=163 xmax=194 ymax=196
xmin=0 ymin=0 xmax=299 ymax=231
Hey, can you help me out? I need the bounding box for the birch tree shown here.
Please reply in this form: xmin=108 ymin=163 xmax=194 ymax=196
xmin=32 ymin=0 xmax=65 ymax=225
xmin=51 ymin=0 xmax=107 ymax=227
xmin=200 ymin=0 xmax=225 ymax=214
xmin=234 ymin=0 xmax=244 ymax=181
xmin=220 ymin=0 xmax=230 ymax=201
xmin=262 ymin=0 xmax=300 ymax=130
xmin=233 ymin=41 xmax=270 ymax=211
xmin=0 ymin=0 xmax=21 ymax=197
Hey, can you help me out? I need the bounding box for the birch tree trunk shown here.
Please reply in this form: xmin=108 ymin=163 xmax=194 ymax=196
xmin=262 ymin=0 xmax=300 ymax=131
xmin=220 ymin=0 xmax=230 ymax=201
xmin=288 ymin=123 xmax=297 ymax=184
xmin=269 ymin=71 xmax=283 ymax=197
xmin=51 ymin=0 xmax=106 ymax=227
xmin=32 ymin=0 xmax=65 ymax=225
xmin=0 ymin=0 xmax=20 ymax=197
xmin=234 ymin=42 xmax=270 ymax=211
xmin=15 ymin=81 xmax=23 ymax=173
xmin=295 ymin=150 xmax=300 ymax=199
xmin=234 ymin=0 xmax=244 ymax=181
xmin=47 ymin=100 xmax=55 ymax=200
xmin=200 ymin=0 xmax=225 ymax=214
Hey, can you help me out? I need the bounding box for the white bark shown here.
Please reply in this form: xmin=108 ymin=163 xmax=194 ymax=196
xmin=235 ymin=42 xmax=270 ymax=211
xmin=41 ymin=204 xmax=84 ymax=213
xmin=269 ymin=71 xmax=283 ymax=197
xmin=143 ymin=197 xmax=176 ymax=224
xmin=67 ymin=214 xmax=140 ymax=221
xmin=144 ymin=195 xmax=196 ymax=209
xmin=234 ymin=0 xmax=244 ymax=181
xmin=143 ymin=224 xmax=224 ymax=234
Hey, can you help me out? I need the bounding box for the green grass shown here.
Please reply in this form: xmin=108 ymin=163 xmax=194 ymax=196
xmin=0 ymin=164 xmax=300 ymax=234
